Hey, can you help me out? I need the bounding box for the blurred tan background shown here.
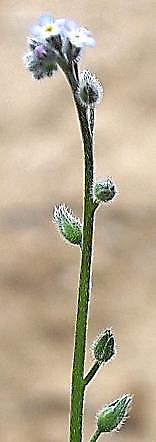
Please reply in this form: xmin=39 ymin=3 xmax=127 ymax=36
xmin=0 ymin=1 xmax=156 ymax=441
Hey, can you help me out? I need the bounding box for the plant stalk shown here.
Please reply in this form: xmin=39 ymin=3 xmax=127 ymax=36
xmin=69 ymin=81 xmax=95 ymax=441
xmin=60 ymin=62 xmax=96 ymax=441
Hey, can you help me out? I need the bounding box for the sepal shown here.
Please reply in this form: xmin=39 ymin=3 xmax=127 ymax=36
xmin=92 ymin=328 xmax=116 ymax=363
xmin=94 ymin=177 xmax=116 ymax=203
xmin=76 ymin=70 xmax=103 ymax=108
xmin=96 ymin=393 xmax=132 ymax=433
xmin=53 ymin=204 xmax=82 ymax=247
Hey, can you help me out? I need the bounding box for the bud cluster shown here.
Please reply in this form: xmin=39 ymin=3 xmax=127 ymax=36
xmin=24 ymin=38 xmax=58 ymax=80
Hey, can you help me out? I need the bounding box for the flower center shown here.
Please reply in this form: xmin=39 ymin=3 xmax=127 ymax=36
xmin=44 ymin=24 xmax=54 ymax=33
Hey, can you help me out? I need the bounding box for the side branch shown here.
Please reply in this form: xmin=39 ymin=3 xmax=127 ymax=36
xmin=83 ymin=361 xmax=101 ymax=388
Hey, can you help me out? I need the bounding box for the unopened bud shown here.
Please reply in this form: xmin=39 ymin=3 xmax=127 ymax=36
xmin=94 ymin=178 xmax=116 ymax=203
xmin=92 ymin=329 xmax=116 ymax=363
xmin=53 ymin=204 xmax=82 ymax=247
xmin=23 ymin=38 xmax=58 ymax=80
xmin=77 ymin=70 xmax=103 ymax=108
xmin=97 ymin=394 xmax=132 ymax=433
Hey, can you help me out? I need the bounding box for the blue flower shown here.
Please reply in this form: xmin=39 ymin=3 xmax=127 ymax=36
xmin=32 ymin=14 xmax=66 ymax=40
xmin=32 ymin=15 xmax=96 ymax=49
xmin=24 ymin=13 xmax=96 ymax=79
xmin=62 ymin=20 xmax=96 ymax=48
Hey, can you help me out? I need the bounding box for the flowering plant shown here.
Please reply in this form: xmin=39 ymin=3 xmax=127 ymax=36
xmin=24 ymin=13 xmax=132 ymax=442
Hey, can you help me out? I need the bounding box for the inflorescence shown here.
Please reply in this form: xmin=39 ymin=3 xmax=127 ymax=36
xmin=24 ymin=13 xmax=96 ymax=80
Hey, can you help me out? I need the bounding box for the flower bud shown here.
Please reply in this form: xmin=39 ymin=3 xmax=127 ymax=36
xmin=94 ymin=178 xmax=116 ymax=203
xmin=23 ymin=45 xmax=58 ymax=80
xmin=92 ymin=329 xmax=116 ymax=363
xmin=77 ymin=70 xmax=103 ymax=108
xmin=97 ymin=394 xmax=132 ymax=433
xmin=53 ymin=204 xmax=82 ymax=247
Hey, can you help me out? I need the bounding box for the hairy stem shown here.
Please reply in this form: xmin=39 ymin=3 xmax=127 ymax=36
xmin=62 ymin=64 xmax=96 ymax=442
xmin=69 ymin=98 xmax=95 ymax=441
xmin=60 ymin=60 xmax=96 ymax=441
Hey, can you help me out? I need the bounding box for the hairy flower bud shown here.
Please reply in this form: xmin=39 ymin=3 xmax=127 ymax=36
xmin=77 ymin=70 xmax=103 ymax=108
xmin=23 ymin=37 xmax=58 ymax=80
xmin=92 ymin=329 xmax=116 ymax=363
xmin=94 ymin=177 xmax=116 ymax=203
xmin=53 ymin=204 xmax=82 ymax=247
xmin=97 ymin=394 xmax=132 ymax=433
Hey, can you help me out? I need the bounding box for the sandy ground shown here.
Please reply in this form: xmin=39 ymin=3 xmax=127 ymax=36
xmin=0 ymin=1 xmax=156 ymax=441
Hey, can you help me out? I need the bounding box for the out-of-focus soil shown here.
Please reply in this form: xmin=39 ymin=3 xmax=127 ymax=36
xmin=0 ymin=1 xmax=156 ymax=441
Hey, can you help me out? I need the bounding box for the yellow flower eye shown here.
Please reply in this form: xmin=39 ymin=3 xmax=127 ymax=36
xmin=44 ymin=24 xmax=54 ymax=32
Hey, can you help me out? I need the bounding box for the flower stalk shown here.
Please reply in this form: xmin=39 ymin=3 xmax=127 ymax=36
xmin=84 ymin=361 xmax=101 ymax=388
xmin=89 ymin=429 xmax=101 ymax=442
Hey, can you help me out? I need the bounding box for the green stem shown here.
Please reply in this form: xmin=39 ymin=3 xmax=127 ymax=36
xmin=69 ymin=98 xmax=95 ymax=442
xmin=83 ymin=361 xmax=101 ymax=387
xmin=61 ymin=64 xmax=96 ymax=441
xmin=89 ymin=429 xmax=101 ymax=442
xmin=60 ymin=61 xmax=97 ymax=441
